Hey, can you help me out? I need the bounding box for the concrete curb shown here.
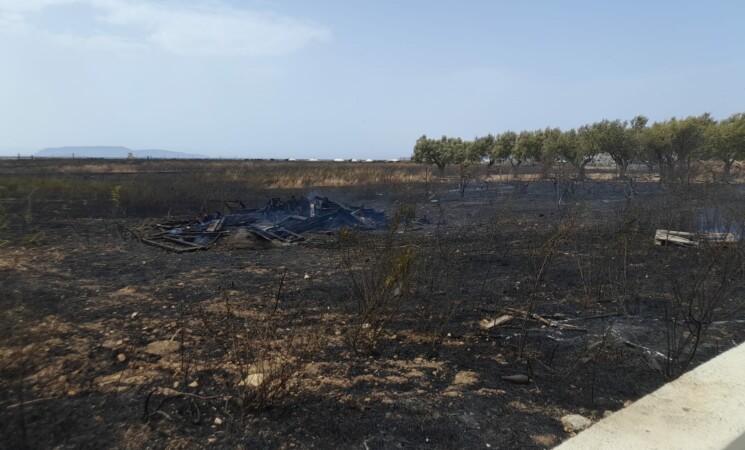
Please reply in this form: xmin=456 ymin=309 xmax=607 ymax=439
xmin=555 ymin=343 xmax=745 ymax=450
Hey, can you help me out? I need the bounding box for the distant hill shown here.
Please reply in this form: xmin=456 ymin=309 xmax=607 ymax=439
xmin=36 ymin=146 xmax=208 ymax=159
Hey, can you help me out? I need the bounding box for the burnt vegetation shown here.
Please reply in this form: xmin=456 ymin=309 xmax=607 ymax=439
xmin=1 ymin=153 xmax=745 ymax=448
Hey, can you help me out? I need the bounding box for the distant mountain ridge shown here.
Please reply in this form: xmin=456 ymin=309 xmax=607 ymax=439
xmin=36 ymin=146 xmax=208 ymax=159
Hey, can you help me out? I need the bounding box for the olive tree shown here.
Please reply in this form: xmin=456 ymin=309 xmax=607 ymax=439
xmin=596 ymin=117 xmax=645 ymax=179
xmin=412 ymin=135 xmax=449 ymax=174
xmin=491 ymin=131 xmax=517 ymax=170
xmin=707 ymin=113 xmax=745 ymax=180
xmin=444 ymin=137 xmax=479 ymax=197
xmin=472 ymin=134 xmax=496 ymax=165
xmin=513 ymin=130 xmax=543 ymax=178
xmin=641 ymin=114 xmax=713 ymax=186
xmin=641 ymin=120 xmax=674 ymax=186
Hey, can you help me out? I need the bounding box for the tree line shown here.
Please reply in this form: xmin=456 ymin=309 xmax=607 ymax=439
xmin=412 ymin=113 xmax=745 ymax=184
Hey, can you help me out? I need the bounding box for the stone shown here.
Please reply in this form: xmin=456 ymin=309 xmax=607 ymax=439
xmin=561 ymin=414 xmax=593 ymax=433
xmin=240 ymin=373 xmax=264 ymax=387
xmin=116 ymin=353 xmax=127 ymax=362
xmin=144 ymin=340 xmax=181 ymax=356
xmin=102 ymin=339 xmax=123 ymax=350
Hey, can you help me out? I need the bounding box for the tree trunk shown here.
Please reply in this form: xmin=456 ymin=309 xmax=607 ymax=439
xmin=723 ymin=159 xmax=734 ymax=182
xmin=510 ymin=160 xmax=522 ymax=179
xmin=459 ymin=164 xmax=468 ymax=198
xmin=577 ymin=157 xmax=593 ymax=181
xmin=540 ymin=160 xmax=553 ymax=179
xmin=424 ymin=165 xmax=430 ymax=194
xmin=615 ymin=159 xmax=629 ymax=179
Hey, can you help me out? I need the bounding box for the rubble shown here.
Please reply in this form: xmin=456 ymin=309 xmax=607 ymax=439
xmin=140 ymin=195 xmax=388 ymax=252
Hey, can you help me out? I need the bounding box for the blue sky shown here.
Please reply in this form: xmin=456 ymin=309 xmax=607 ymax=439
xmin=1 ymin=0 xmax=744 ymax=158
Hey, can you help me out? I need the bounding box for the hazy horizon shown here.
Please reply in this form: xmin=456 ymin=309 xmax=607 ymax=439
xmin=2 ymin=0 xmax=744 ymax=159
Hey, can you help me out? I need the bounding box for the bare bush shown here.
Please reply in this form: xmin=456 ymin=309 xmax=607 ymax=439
xmin=340 ymin=206 xmax=418 ymax=354
xmin=143 ymin=290 xmax=325 ymax=425
xmin=197 ymin=293 xmax=324 ymax=411
xmin=659 ymin=242 xmax=745 ymax=378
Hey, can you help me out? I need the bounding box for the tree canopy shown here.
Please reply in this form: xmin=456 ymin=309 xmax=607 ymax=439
xmin=411 ymin=112 xmax=745 ymax=182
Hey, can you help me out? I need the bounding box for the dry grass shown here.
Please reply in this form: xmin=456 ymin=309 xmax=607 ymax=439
xmin=0 ymin=161 xmax=435 ymax=220
xmin=1 ymin=158 xmax=744 ymax=224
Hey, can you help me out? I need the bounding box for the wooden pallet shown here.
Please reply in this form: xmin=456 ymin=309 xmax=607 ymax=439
xmin=654 ymin=229 xmax=737 ymax=247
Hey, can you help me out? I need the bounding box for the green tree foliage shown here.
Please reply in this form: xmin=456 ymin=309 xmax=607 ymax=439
xmin=473 ymin=132 xmax=519 ymax=167
xmin=493 ymin=131 xmax=517 ymax=164
xmin=443 ymin=137 xmax=479 ymax=197
xmin=641 ymin=120 xmax=674 ymax=184
xmin=669 ymin=114 xmax=714 ymax=178
xmin=707 ymin=113 xmax=745 ymax=179
xmin=620 ymin=115 xmax=649 ymax=176
xmin=641 ymin=114 xmax=714 ymax=185
xmin=412 ymin=135 xmax=480 ymax=195
xmin=472 ymin=134 xmax=496 ymax=165
xmin=511 ymin=130 xmax=543 ymax=177
xmin=413 ymin=111 xmax=745 ymax=186
xmin=540 ymin=127 xmax=563 ymax=177
xmin=597 ymin=119 xmax=635 ymax=178
xmin=573 ymin=124 xmax=606 ymax=180
xmin=443 ymin=137 xmax=478 ymax=166
xmin=412 ymin=135 xmax=449 ymax=173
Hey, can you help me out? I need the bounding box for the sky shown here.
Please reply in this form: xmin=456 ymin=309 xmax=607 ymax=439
xmin=1 ymin=0 xmax=744 ymax=159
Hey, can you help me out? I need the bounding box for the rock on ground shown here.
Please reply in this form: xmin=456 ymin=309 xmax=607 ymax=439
xmin=144 ymin=340 xmax=181 ymax=356
xmin=561 ymin=414 xmax=593 ymax=433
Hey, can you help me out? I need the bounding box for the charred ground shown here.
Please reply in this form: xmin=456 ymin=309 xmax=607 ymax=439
xmin=1 ymin=159 xmax=744 ymax=449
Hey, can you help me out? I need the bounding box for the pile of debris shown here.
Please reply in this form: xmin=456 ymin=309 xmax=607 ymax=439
xmin=141 ymin=195 xmax=387 ymax=253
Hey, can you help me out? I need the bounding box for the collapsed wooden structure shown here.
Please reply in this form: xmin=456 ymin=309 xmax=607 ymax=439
xmin=140 ymin=196 xmax=387 ymax=253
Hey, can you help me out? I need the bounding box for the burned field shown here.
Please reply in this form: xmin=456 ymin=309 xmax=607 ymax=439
xmin=2 ymin=160 xmax=745 ymax=449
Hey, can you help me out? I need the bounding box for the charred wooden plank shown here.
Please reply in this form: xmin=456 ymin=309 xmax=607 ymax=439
xmin=206 ymin=218 xmax=225 ymax=232
xmin=141 ymin=238 xmax=202 ymax=253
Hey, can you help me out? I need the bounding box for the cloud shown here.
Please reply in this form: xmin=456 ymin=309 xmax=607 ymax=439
xmin=0 ymin=0 xmax=330 ymax=56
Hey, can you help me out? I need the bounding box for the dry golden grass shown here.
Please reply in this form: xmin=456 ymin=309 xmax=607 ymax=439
xmin=1 ymin=158 xmax=744 ymax=220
